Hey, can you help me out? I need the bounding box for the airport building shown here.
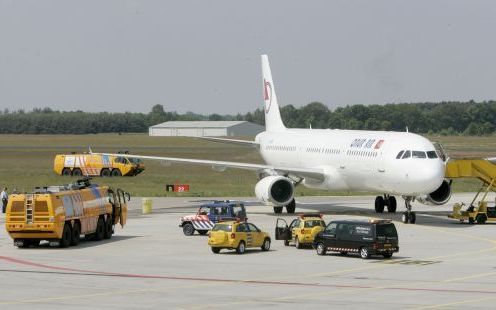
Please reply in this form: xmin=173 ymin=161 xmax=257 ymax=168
xmin=148 ymin=121 xmax=265 ymax=137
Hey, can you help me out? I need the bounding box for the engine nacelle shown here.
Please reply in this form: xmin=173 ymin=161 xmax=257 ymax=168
xmin=255 ymin=176 xmax=294 ymax=206
xmin=416 ymin=179 xmax=452 ymax=205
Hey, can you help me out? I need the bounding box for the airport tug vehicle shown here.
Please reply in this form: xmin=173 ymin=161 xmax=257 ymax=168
xmin=275 ymin=213 xmax=326 ymax=248
xmin=5 ymin=178 xmax=128 ymax=248
xmin=179 ymin=201 xmax=247 ymax=236
xmin=446 ymin=159 xmax=496 ymax=224
xmin=208 ymin=220 xmax=271 ymax=254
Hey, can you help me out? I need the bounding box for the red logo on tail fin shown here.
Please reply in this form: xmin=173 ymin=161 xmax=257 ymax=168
xmin=263 ymin=79 xmax=272 ymax=113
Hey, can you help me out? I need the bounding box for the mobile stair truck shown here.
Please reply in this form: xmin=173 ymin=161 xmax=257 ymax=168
xmin=5 ymin=178 xmax=129 ymax=247
xmin=446 ymin=159 xmax=496 ymax=224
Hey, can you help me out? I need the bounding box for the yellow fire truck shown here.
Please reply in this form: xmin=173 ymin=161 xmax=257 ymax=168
xmin=53 ymin=153 xmax=145 ymax=177
xmin=5 ymin=178 xmax=129 ymax=248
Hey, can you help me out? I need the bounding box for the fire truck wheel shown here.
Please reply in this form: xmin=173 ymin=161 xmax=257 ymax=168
xmin=71 ymin=222 xmax=81 ymax=246
xmin=94 ymin=217 xmax=105 ymax=241
xmin=111 ymin=169 xmax=122 ymax=177
xmin=197 ymin=230 xmax=208 ymax=235
xmin=72 ymin=168 xmax=83 ymax=177
xmin=60 ymin=223 xmax=72 ymax=248
xmin=104 ymin=216 xmax=113 ymax=239
xmin=62 ymin=168 xmax=71 ymax=176
xmin=100 ymin=169 xmax=111 ymax=177
xmin=183 ymin=223 xmax=195 ymax=236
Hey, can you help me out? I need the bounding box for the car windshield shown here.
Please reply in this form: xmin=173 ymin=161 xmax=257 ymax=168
xmin=376 ymin=224 xmax=398 ymax=238
xmin=212 ymin=224 xmax=232 ymax=232
xmin=304 ymin=220 xmax=325 ymax=228
xmin=128 ymin=157 xmax=142 ymax=164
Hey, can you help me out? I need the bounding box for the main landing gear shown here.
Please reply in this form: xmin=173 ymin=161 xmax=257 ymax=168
xmin=374 ymin=195 xmax=397 ymax=213
xmin=273 ymin=198 xmax=296 ymax=214
xmin=401 ymin=196 xmax=416 ymax=224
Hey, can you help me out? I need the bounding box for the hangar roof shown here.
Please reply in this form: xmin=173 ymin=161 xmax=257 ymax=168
xmin=150 ymin=121 xmax=254 ymax=128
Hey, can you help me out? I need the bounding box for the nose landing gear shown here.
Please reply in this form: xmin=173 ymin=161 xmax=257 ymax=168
xmin=401 ymin=196 xmax=416 ymax=224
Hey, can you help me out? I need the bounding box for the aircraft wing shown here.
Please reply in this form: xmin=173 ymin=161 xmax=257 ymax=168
xmin=96 ymin=152 xmax=325 ymax=182
xmin=198 ymin=136 xmax=259 ymax=147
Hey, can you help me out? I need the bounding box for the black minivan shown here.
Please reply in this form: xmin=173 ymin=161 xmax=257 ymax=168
xmin=313 ymin=219 xmax=399 ymax=259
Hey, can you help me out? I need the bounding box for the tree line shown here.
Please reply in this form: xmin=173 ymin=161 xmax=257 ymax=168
xmin=0 ymin=101 xmax=495 ymax=135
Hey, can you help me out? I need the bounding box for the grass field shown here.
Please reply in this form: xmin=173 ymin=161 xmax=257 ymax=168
xmin=0 ymin=133 xmax=494 ymax=197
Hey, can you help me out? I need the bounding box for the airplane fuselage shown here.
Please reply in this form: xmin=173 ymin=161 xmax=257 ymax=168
xmin=256 ymin=129 xmax=446 ymax=196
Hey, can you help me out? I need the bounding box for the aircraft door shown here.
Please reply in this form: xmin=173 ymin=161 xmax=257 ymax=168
xmin=275 ymin=218 xmax=290 ymax=240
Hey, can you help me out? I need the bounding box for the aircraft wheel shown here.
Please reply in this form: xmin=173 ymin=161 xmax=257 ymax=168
xmin=286 ymin=199 xmax=296 ymax=214
xmin=402 ymin=212 xmax=409 ymax=224
xmin=273 ymin=206 xmax=283 ymax=214
xmin=387 ymin=196 xmax=397 ymax=213
xmin=375 ymin=196 xmax=385 ymax=213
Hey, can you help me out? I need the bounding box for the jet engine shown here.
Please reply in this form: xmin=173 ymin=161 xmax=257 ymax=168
xmin=416 ymin=179 xmax=452 ymax=205
xmin=255 ymin=176 xmax=294 ymax=206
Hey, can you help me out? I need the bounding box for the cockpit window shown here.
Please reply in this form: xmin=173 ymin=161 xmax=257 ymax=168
xmin=402 ymin=150 xmax=411 ymax=159
xmin=396 ymin=150 xmax=404 ymax=159
xmin=412 ymin=151 xmax=427 ymax=159
xmin=426 ymin=151 xmax=438 ymax=159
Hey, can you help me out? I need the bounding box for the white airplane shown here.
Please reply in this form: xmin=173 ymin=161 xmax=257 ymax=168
xmin=98 ymin=55 xmax=452 ymax=224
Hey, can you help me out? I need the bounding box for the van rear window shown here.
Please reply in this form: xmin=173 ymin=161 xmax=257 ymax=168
xmin=376 ymin=224 xmax=398 ymax=238
xmin=304 ymin=220 xmax=325 ymax=228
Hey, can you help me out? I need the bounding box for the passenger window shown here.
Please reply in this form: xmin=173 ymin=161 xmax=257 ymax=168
xmin=412 ymin=151 xmax=427 ymax=159
xmin=396 ymin=150 xmax=404 ymax=159
xmin=325 ymin=223 xmax=337 ymax=234
xmin=236 ymin=224 xmax=247 ymax=232
xmin=402 ymin=150 xmax=411 ymax=159
xmin=426 ymin=151 xmax=438 ymax=159
xmin=247 ymin=223 xmax=259 ymax=232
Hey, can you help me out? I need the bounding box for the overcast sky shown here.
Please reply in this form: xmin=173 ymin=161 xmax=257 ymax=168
xmin=1 ymin=0 xmax=495 ymax=115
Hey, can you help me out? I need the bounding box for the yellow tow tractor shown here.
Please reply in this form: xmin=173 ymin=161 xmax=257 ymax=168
xmin=446 ymin=159 xmax=496 ymax=224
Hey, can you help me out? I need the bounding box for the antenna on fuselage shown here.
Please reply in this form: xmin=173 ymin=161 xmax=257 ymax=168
xmin=309 ymin=123 xmax=312 ymax=130
xmin=405 ymin=126 xmax=409 ymax=133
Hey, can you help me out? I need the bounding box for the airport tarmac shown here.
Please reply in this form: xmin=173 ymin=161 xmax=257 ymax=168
xmin=0 ymin=193 xmax=495 ymax=309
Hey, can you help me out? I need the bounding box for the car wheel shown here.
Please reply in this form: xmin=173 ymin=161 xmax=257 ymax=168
xmin=468 ymin=217 xmax=475 ymax=224
xmin=236 ymin=241 xmax=246 ymax=254
xmin=71 ymin=222 xmax=81 ymax=246
xmin=284 ymin=240 xmax=290 ymax=246
xmin=261 ymin=238 xmax=271 ymax=251
xmin=93 ymin=217 xmax=105 ymax=241
xmin=211 ymin=247 xmax=221 ymax=254
xmin=182 ymin=223 xmax=195 ymax=236
xmin=60 ymin=223 xmax=72 ymax=248
xmin=72 ymin=168 xmax=82 ymax=177
xmin=316 ymin=243 xmax=326 ymax=255
xmin=103 ymin=216 xmax=113 ymax=239
xmin=197 ymin=230 xmax=208 ymax=235
xmin=295 ymin=237 xmax=302 ymax=249
xmin=273 ymin=206 xmax=283 ymax=214
xmin=100 ymin=168 xmax=111 ymax=177
xmin=383 ymin=252 xmax=393 ymax=259
xmin=476 ymin=214 xmax=487 ymax=224
xmin=340 ymin=251 xmax=347 ymax=256
xmin=360 ymin=247 xmax=370 ymax=259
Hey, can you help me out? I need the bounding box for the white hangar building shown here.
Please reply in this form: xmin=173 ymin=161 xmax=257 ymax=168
xmin=149 ymin=121 xmax=265 ymax=137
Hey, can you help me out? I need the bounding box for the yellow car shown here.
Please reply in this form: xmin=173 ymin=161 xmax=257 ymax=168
xmin=275 ymin=214 xmax=326 ymax=248
xmin=208 ymin=221 xmax=271 ymax=254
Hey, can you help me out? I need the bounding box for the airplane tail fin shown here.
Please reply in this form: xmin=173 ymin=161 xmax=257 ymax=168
xmin=261 ymin=55 xmax=286 ymax=132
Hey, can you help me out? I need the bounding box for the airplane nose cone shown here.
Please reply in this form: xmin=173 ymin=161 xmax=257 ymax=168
xmin=414 ymin=161 xmax=445 ymax=193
